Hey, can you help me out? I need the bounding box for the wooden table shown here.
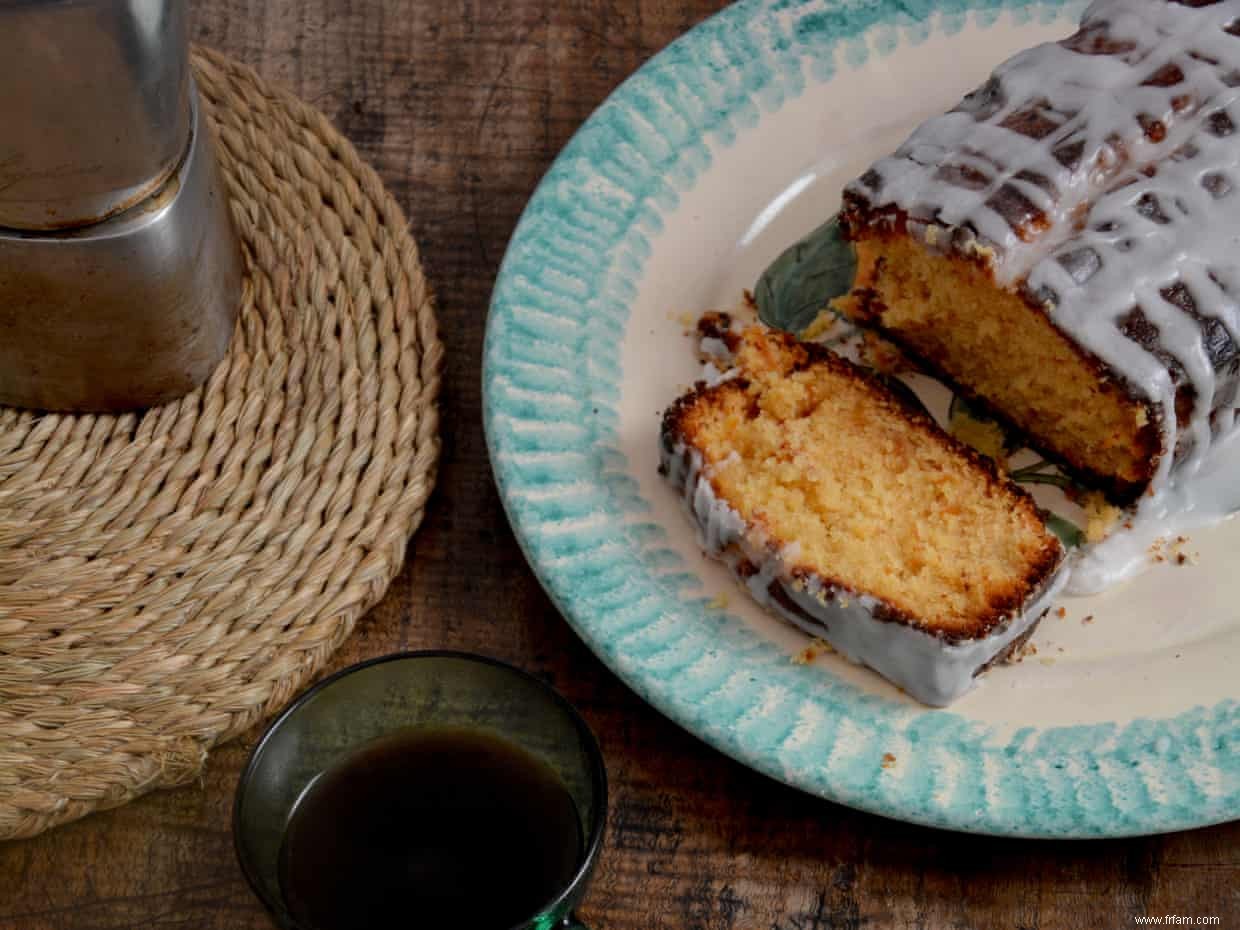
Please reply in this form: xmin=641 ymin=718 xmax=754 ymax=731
xmin=3 ymin=2 xmax=1239 ymax=927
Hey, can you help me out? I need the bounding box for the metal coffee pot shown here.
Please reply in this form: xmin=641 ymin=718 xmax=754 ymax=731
xmin=0 ymin=0 xmax=241 ymax=412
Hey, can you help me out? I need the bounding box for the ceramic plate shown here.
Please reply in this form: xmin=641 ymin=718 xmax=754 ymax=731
xmin=483 ymin=0 xmax=1240 ymax=837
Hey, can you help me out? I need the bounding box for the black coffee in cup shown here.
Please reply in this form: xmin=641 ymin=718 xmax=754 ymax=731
xmin=277 ymin=725 xmax=583 ymax=929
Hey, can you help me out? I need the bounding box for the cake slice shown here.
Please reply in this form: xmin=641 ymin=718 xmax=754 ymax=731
xmin=837 ymin=0 xmax=1240 ymax=504
xmin=660 ymin=325 xmax=1066 ymax=705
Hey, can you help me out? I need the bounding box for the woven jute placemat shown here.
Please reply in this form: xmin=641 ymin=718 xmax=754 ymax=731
xmin=0 ymin=48 xmax=443 ymax=840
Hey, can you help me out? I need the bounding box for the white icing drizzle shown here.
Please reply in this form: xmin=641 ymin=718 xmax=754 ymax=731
xmin=698 ymin=335 xmax=733 ymax=364
xmin=849 ymin=0 xmax=1240 ymax=588
xmin=1069 ymin=423 xmax=1240 ymax=593
xmin=661 ymin=440 xmax=1067 ymax=706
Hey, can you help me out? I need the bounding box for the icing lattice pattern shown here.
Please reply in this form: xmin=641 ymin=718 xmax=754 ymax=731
xmin=850 ymin=0 xmax=1240 ymax=470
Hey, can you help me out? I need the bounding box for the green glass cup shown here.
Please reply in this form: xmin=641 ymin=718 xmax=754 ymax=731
xmin=233 ymin=651 xmax=607 ymax=930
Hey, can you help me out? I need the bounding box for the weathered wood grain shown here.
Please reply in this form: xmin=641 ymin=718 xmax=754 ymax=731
xmin=1 ymin=2 xmax=1238 ymax=927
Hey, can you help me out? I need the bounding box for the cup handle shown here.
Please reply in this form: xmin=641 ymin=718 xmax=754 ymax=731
xmin=561 ymin=915 xmax=591 ymax=929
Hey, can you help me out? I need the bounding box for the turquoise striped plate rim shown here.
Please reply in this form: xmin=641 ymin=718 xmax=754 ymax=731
xmin=483 ymin=0 xmax=1240 ymax=837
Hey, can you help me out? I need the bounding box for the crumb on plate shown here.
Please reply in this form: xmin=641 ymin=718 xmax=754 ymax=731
xmin=949 ymin=406 xmax=1007 ymax=464
xmin=792 ymin=638 xmax=835 ymax=665
xmin=1083 ymin=492 xmax=1123 ymax=543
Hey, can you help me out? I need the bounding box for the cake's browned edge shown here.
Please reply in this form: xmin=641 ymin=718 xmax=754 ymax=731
xmin=659 ymin=327 xmax=1064 ymax=644
xmin=982 ymin=620 xmax=1042 ymax=672
xmin=695 ymin=310 xmax=734 ymax=344
xmin=761 ymin=559 xmax=1050 ymax=676
xmin=838 ymin=192 xmax=1165 ymax=506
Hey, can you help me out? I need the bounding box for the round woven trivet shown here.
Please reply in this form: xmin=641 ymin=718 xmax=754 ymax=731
xmin=0 ymin=48 xmax=443 ymax=840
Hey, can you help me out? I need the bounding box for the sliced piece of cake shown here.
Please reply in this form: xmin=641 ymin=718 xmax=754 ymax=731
xmin=660 ymin=325 xmax=1066 ymax=705
xmin=836 ymin=0 xmax=1240 ymax=504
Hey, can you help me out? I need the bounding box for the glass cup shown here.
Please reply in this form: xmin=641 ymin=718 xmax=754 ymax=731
xmin=233 ymin=651 xmax=607 ymax=930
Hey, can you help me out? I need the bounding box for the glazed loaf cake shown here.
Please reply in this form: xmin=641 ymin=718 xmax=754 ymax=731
xmin=837 ymin=0 xmax=1240 ymax=503
xmin=660 ymin=325 xmax=1066 ymax=705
